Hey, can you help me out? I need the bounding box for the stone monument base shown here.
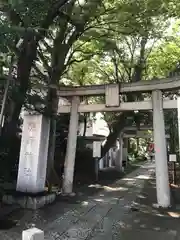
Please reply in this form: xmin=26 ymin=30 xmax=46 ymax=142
xmin=2 ymin=191 xmax=56 ymax=210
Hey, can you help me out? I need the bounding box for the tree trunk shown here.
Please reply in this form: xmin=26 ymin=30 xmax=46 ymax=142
xmin=169 ymin=110 xmax=177 ymax=153
xmin=44 ymin=11 xmax=82 ymax=186
xmin=102 ymin=112 xmax=133 ymax=156
xmin=46 ymin=117 xmax=61 ymax=191
xmin=2 ymin=36 xmax=38 ymax=166
xmin=102 ymin=36 xmax=148 ymax=157
xmin=45 ymin=86 xmax=61 ymax=189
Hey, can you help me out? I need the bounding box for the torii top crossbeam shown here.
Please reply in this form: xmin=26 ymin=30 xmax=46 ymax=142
xmin=56 ymin=76 xmax=180 ymax=97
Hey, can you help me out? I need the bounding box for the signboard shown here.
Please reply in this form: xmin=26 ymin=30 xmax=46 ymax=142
xmin=93 ymin=141 xmax=101 ymax=158
xmin=169 ymin=154 xmax=177 ymax=162
xmin=105 ymin=84 xmax=119 ymax=107
xmin=17 ymin=114 xmax=50 ymax=193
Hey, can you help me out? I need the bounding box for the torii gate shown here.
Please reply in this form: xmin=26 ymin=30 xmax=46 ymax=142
xmin=57 ymin=76 xmax=180 ymax=208
xmin=16 ymin=76 xmax=180 ymax=208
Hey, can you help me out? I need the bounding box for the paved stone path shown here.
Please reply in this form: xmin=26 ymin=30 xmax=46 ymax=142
xmin=1 ymin=162 xmax=180 ymax=240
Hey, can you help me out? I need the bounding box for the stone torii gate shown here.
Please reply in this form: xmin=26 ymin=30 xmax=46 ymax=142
xmin=113 ymin=126 xmax=170 ymax=172
xmin=16 ymin=77 xmax=180 ymax=208
xmin=57 ymin=77 xmax=180 ymax=208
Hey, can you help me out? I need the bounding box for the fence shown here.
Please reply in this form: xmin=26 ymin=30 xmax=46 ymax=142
xmin=22 ymin=228 xmax=44 ymax=240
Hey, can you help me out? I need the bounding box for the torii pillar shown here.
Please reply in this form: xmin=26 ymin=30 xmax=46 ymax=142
xmin=63 ymin=96 xmax=80 ymax=194
xmin=116 ymin=134 xmax=123 ymax=171
xmin=152 ymin=90 xmax=170 ymax=208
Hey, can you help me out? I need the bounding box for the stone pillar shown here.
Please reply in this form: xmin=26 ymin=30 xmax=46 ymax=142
xmin=115 ymin=135 xmax=123 ymax=171
xmin=102 ymin=155 xmax=105 ymax=168
xmin=16 ymin=114 xmax=50 ymax=193
xmin=109 ymin=153 xmax=112 ymax=167
xmin=22 ymin=228 xmax=44 ymax=240
xmin=109 ymin=149 xmax=113 ymax=167
xmin=99 ymin=158 xmax=104 ymax=170
xmin=105 ymin=151 xmax=109 ymax=168
xmin=63 ymin=96 xmax=80 ymax=194
xmin=152 ymin=90 xmax=170 ymax=208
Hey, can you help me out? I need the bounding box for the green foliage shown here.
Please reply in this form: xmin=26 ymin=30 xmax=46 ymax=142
xmin=147 ymin=32 xmax=180 ymax=77
xmin=0 ymin=0 xmax=180 ymax=161
xmin=59 ymin=1 xmax=180 ymax=139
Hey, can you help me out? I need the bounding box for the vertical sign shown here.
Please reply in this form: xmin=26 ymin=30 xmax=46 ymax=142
xmin=17 ymin=116 xmax=41 ymax=193
xmin=169 ymin=154 xmax=177 ymax=162
xmin=93 ymin=141 xmax=101 ymax=182
xmin=93 ymin=141 xmax=101 ymax=158
xmin=17 ymin=114 xmax=50 ymax=193
xmin=105 ymin=84 xmax=120 ymax=107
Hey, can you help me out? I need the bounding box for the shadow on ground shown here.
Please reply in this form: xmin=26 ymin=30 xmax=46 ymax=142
xmin=0 ymin=163 xmax=139 ymax=231
xmin=117 ymin=169 xmax=180 ymax=240
xmin=2 ymin=162 xmax=180 ymax=240
xmin=70 ymin=163 xmax=140 ymax=201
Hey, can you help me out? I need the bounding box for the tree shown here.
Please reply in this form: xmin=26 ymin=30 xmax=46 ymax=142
xmin=0 ymin=0 xmax=106 ymax=183
xmin=0 ymin=0 xmax=179 ymax=180
xmin=64 ymin=1 xmax=171 ymax=156
xmin=146 ymin=21 xmax=180 ymax=154
xmin=147 ymin=21 xmax=180 ymax=78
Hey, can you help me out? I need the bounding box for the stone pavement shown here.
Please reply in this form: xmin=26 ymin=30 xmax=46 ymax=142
xmin=1 ymin=162 xmax=180 ymax=240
